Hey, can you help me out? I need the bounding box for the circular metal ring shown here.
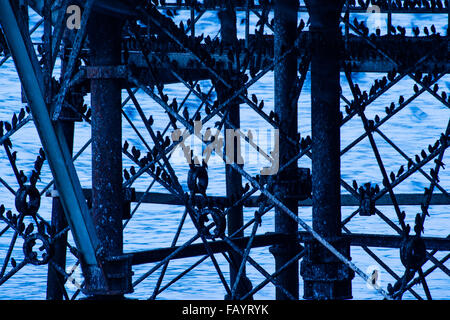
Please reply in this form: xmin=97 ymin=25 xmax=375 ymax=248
xmin=187 ymin=165 xmax=208 ymax=195
xmin=198 ymin=207 xmax=225 ymax=240
xmin=23 ymin=233 xmax=52 ymax=266
xmin=15 ymin=185 xmax=41 ymax=216
xmin=400 ymin=236 xmax=426 ymax=271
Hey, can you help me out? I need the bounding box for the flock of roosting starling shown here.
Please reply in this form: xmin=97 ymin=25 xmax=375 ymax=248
xmin=148 ymin=0 xmax=449 ymax=11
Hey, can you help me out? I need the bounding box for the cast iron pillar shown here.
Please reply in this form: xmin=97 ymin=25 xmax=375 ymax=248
xmin=300 ymin=0 xmax=354 ymax=299
xmin=46 ymin=123 xmax=72 ymax=299
xmin=87 ymin=12 xmax=131 ymax=297
xmin=270 ymin=0 xmax=300 ymax=300
xmin=46 ymin=8 xmax=72 ymax=301
xmin=217 ymin=2 xmax=252 ymax=300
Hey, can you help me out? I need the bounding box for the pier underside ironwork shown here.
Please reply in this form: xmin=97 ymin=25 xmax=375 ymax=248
xmin=0 ymin=0 xmax=448 ymax=300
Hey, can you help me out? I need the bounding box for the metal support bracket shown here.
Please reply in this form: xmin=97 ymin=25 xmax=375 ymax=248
xmin=300 ymin=237 xmax=355 ymax=300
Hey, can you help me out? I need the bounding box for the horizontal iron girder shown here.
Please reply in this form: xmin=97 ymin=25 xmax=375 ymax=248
xmin=126 ymin=35 xmax=450 ymax=82
xmin=46 ymin=189 xmax=450 ymax=207
xmin=29 ymin=0 xmax=450 ymax=18
xmin=127 ymin=232 xmax=450 ymax=265
xmin=100 ymin=190 xmax=450 ymax=206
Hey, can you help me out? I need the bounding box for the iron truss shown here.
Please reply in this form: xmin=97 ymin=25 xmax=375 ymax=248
xmin=0 ymin=0 xmax=448 ymax=300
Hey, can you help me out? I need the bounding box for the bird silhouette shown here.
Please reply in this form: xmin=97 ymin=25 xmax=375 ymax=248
xmin=164 ymin=136 xmax=171 ymax=148
xmin=18 ymin=109 xmax=25 ymax=122
xmin=385 ymin=106 xmax=391 ymax=115
xmin=24 ymin=223 xmax=34 ymax=236
xmin=354 ymin=84 xmax=362 ymax=97
xmin=373 ymin=184 xmax=380 ymax=194
xmin=434 ymin=159 xmax=445 ymax=169
xmin=148 ymin=115 xmax=154 ymax=126
xmin=183 ymin=107 xmax=190 ymax=121
xmin=431 ymin=24 xmax=436 ymax=34
xmin=433 ymin=140 xmax=440 ymax=150
xmin=345 ymin=105 xmax=351 ymax=115
xmin=421 ymin=149 xmax=427 ymax=159
xmin=430 ymin=168 xmax=439 ymax=182
xmin=414 ymin=72 xmax=423 ymax=81
xmin=415 ymin=154 xmax=421 ymax=163
xmin=387 ymin=70 xmax=396 ymax=82
xmin=390 ymin=171 xmax=396 ymax=183
xmin=171 ymin=98 xmax=178 ymax=111
xmin=124 ymin=169 xmax=130 ymax=181
xmin=132 ymin=146 xmax=141 ymax=160
xmin=433 ymin=83 xmax=439 ymax=93
xmin=155 ymin=166 xmax=162 ymax=178
xmin=251 ymin=94 xmax=258 ymax=104
xmin=19 ymin=171 xmax=27 ymax=184
xmin=362 ymin=91 xmax=368 ymax=101
xmin=243 ymin=183 xmax=250 ymax=194
xmin=297 ymin=19 xmax=305 ymax=33
xmin=397 ymin=26 xmax=406 ymax=36
xmin=407 ymin=158 xmax=414 ymax=170
xmin=389 ymin=25 xmax=397 ymax=35
xmin=259 ymin=100 xmax=264 ymax=110
xmin=397 ymin=165 xmax=404 ymax=177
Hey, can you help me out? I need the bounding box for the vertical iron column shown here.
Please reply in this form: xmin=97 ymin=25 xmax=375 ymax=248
xmin=270 ymin=0 xmax=300 ymax=300
xmin=45 ymin=1 xmax=71 ymax=300
xmin=218 ymin=2 xmax=251 ymax=300
xmin=46 ymin=122 xmax=72 ymax=299
xmin=300 ymin=0 xmax=354 ymax=299
xmin=47 ymin=30 xmax=77 ymax=300
xmin=88 ymin=12 xmax=126 ymax=297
